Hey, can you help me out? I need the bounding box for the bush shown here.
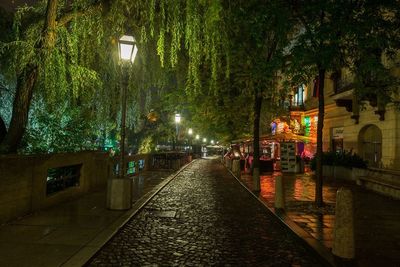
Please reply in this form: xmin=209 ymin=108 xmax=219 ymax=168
xmin=310 ymin=150 xmax=368 ymax=170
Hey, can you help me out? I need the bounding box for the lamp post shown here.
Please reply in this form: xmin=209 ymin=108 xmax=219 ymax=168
xmin=202 ymin=138 xmax=207 ymax=158
xmin=107 ymin=34 xmax=138 ymax=211
xmin=118 ymin=35 xmax=138 ymax=178
xmin=188 ymin=128 xmax=193 ymax=152
xmin=174 ymin=113 xmax=181 ymax=151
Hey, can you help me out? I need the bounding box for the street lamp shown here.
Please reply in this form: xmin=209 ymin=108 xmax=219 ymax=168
xmin=108 ymin=34 xmax=138 ymax=211
xmin=118 ymin=35 xmax=138 ymax=178
xmin=195 ymin=134 xmax=200 ymax=140
xmin=188 ymin=128 xmax=193 ymax=153
xmin=174 ymin=113 xmax=181 ymax=150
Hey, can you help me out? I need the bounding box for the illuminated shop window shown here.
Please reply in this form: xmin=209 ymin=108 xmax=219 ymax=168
xmin=293 ymin=84 xmax=306 ymax=106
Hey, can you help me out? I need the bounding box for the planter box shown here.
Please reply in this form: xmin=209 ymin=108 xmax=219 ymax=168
xmin=334 ymin=166 xmax=353 ymax=181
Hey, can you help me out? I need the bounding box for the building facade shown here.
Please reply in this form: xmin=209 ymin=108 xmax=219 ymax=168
xmin=292 ymin=67 xmax=400 ymax=171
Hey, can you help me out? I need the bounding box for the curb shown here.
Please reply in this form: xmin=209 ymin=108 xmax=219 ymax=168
xmin=224 ymin=163 xmax=336 ymax=267
xmin=63 ymin=160 xmax=196 ymax=267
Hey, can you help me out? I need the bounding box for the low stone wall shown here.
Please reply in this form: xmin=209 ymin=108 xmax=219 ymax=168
xmin=356 ymin=168 xmax=400 ymax=200
xmin=322 ymin=165 xmax=399 ymax=199
xmin=0 ymin=151 xmax=192 ymax=224
xmin=0 ymin=151 xmax=109 ymax=224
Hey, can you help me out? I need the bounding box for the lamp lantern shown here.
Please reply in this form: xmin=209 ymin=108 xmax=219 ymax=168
xmin=175 ymin=113 xmax=181 ymax=123
xmin=118 ymin=35 xmax=138 ymax=63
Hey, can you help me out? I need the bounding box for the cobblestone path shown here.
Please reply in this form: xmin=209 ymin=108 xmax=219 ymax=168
xmin=87 ymin=158 xmax=324 ymax=266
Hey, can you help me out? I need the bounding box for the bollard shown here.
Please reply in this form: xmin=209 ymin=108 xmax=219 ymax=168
xmin=224 ymin=157 xmax=229 ymax=167
xmin=232 ymin=159 xmax=241 ymax=178
xmin=274 ymin=175 xmax=285 ymax=210
xmin=332 ymin=187 xmax=355 ymax=260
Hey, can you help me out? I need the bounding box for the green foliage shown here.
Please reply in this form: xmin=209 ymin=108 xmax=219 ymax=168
xmin=21 ymin=100 xmax=98 ymax=153
xmin=138 ymin=136 xmax=155 ymax=154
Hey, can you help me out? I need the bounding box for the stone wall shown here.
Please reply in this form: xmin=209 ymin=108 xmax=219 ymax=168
xmin=0 ymin=151 xmax=110 ymax=224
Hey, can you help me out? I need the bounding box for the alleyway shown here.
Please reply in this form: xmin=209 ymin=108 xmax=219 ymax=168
xmin=87 ymin=158 xmax=325 ymax=266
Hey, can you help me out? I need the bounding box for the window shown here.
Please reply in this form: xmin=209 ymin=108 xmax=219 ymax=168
xmin=292 ymin=84 xmax=306 ymax=106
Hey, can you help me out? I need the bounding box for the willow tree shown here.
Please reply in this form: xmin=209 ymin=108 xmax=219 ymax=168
xmin=0 ymin=0 xmax=231 ymax=154
xmin=0 ymin=0 xmax=111 ymax=153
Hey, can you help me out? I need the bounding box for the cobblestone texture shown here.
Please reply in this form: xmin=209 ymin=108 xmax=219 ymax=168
xmin=87 ymin=158 xmax=324 ymax=266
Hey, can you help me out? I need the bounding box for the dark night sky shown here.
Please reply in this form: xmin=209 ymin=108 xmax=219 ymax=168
xmin=0 ymin=0 xmax=37 ymax=12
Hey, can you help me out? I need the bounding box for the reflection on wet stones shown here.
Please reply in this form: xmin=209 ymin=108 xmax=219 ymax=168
xmin=87 ymin=159 xmax=324 ymax=266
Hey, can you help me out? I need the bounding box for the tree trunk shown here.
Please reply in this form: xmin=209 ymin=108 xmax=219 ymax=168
xmin=0 ymin=0 xmax=58 ymax=154
xmin=252 ymin=89 xmax=263 ymax=192
xmin=0 ymin=66 xmax=38 ymax=153
xmin=315 ymin=67 xmax=325 ymax=207
xmin=0 ymin=116 xmax=6 ymax=143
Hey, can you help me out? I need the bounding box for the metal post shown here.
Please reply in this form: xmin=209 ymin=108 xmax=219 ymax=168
xmin=175 ymin=123 xmax=179 ymax=151
xmin=120 ymin=66 xmax=128 ymax=178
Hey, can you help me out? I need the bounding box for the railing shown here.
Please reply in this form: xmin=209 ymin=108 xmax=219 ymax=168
xmin=46 ymin=164 xmax=82 ymax=196
xmin=110 ymin=154 xmax=150 ymax=177
xmin=110 ymin=152 xmax=191 ymax=176
xmin=151 ymin=152 xmax=190 ymax=170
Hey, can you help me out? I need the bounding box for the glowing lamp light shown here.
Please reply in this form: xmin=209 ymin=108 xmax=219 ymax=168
xmin=175 ymin=113 xmax=181 ymax=123
xmin=211 ymin=140 xmax=215 ymax=144
xmin=118 ymin=35 xmax=138 ymax=63
xmin=195 ymin=134 xmax=200 ymax=140
xmin=203 ymin=138 xmax=207 ymax=143
xmin=188 ymin=128 xmax=193 ymax=135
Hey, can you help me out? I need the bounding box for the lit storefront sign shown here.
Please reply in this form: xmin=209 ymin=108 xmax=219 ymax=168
xmin=302 ymin=115 xmax=317 ymax=139
xmin=332 ymin=127 xmax=344 ymax=139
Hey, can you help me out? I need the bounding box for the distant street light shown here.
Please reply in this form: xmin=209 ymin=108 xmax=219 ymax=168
xmin=118 ymin=35 xmax=138 ymax=178
xmin=203 ymin=138 xmax=207 ymax=143
xmin=211 ymin=140 xmax=215 ymax=145
xmin=195 ymin=134 xmax=200 ymax=140
xmin=174 ymin=113 xmax=181 ymax=150
xmin=188 ymin=128 xmax=193 ymax=153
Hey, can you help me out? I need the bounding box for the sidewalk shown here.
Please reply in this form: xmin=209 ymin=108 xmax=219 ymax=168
xmin=1 ymin=159 xmax=398 ymax=266
xmin=0 ymin=169 xmax=178 ymax=267
xmin=236 ymin=167 xmax=400 ymax=267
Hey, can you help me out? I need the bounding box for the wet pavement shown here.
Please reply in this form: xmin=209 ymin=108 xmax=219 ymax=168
xmin=239 ymin=167 xmax=400 ymax=267
xmin=1 ymin=158 xmax=398 ymax=266
xmin=87 ymin=158 xmax=326 ymax=266
xmin=0 ymin=170 xmax=174 ymax=267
